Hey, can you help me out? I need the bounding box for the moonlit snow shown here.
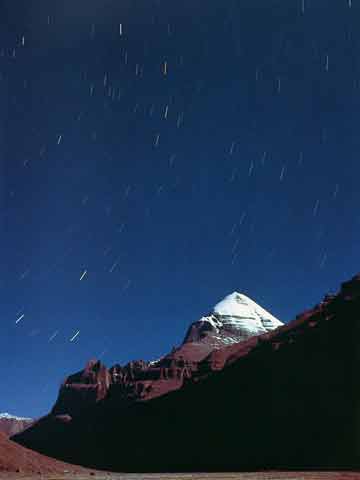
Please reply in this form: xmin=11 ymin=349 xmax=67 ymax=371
xmin=0 ymin=413 xmax=32 ymax=421
xmin=184 ymin=292 xmax=283 ymax=347
xmin=213 ymin=292 xmax=283 ymax=333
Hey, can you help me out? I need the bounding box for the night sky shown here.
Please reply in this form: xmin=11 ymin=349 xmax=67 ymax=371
xmin=1 ymin=0 xmax=359 ymax=418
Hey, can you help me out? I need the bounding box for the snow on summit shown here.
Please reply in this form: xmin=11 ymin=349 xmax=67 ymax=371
xmin=183 ymin=291 xmax=283 ymax=347
xmin=213 ymin=291 xmax=283 ymax=333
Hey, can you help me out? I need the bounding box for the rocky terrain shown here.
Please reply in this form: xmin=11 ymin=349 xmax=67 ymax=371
xmin=0 ymin=414 xmax=33 ymax=437
xmin=1 ymin=472 xmax=360 ymax=480
xmin=0 ymin=431 xmax=92 ymax=475
xmin=50 ymin=292 xmax=282 ymax=417
xmin=13 ymin=275 xmax=360 ymax=471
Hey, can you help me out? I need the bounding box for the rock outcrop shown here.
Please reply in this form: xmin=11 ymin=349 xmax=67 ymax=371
xmin=51 ymin=292 xmax=282 ymax=417
xmin=13 ymin=273 xmax=360 ymax=471
xmin=52 ymin=359 xmax=111 ymax=416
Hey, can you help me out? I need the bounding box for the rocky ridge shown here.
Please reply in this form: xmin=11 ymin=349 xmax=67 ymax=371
xmin=52 ymin=291 xmax=282 ymax=417
xmin=13 ymin=273 xmax=360 ymax=471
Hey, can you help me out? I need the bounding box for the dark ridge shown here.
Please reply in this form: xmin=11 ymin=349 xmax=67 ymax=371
xmin=13 ymin=274 xmax=360 ymax=472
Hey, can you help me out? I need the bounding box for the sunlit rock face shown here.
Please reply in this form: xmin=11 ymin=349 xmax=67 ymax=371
xmin=51 ymin=357 xmax=195 ymax=417
xmin=51 ymin=359 xmax=112 ymax=416
xmin=183 ymin=292 xmax=283 ymax=347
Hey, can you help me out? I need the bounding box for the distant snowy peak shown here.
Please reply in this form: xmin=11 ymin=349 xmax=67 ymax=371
xmin=183 ymin=291 xmax=283 ymax=347
xmin=0 ymin=413 xmax=34 ymax=437
xmin=0 ymin=413 xmax=32 ymax=421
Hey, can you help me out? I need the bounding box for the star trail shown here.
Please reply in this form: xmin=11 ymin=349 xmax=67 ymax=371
xmin=0 ymin=0 xmax=360 ymax=417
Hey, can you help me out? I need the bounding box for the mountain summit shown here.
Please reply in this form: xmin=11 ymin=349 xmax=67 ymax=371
xmin=183 ymin=291 xmax=283 ymax=347
xmin=13 ymin=274 xmax=360 ymax=471
xmin=32 ymin=291 xmax=283 ymax=418
xmin=13 ymin=273 xmax=360 ymax=471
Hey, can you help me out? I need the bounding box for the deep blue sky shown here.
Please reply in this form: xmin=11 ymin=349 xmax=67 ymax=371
xmin=1 ymin=0 xmax=359 ymax=418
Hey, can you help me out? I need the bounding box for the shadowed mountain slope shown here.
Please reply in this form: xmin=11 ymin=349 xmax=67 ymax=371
xmin=13 ymin=275 xmax=360 ymax=472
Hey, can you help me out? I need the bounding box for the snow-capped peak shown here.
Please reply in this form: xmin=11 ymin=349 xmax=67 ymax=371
xmin=183 ymin=291 xmax=283 ymax=347
xmin=0 ymin=412 xmax=32 ymax=421
xmin=213 ymin=291 xmax=283 ymax=331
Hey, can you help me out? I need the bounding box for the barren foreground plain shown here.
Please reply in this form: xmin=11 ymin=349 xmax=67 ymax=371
xmin=1 ymin=471 xmax=360 ymax=480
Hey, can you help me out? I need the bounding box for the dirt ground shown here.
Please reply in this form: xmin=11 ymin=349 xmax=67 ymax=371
xmin=1 ymin=472 xmax=360 ymax=480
